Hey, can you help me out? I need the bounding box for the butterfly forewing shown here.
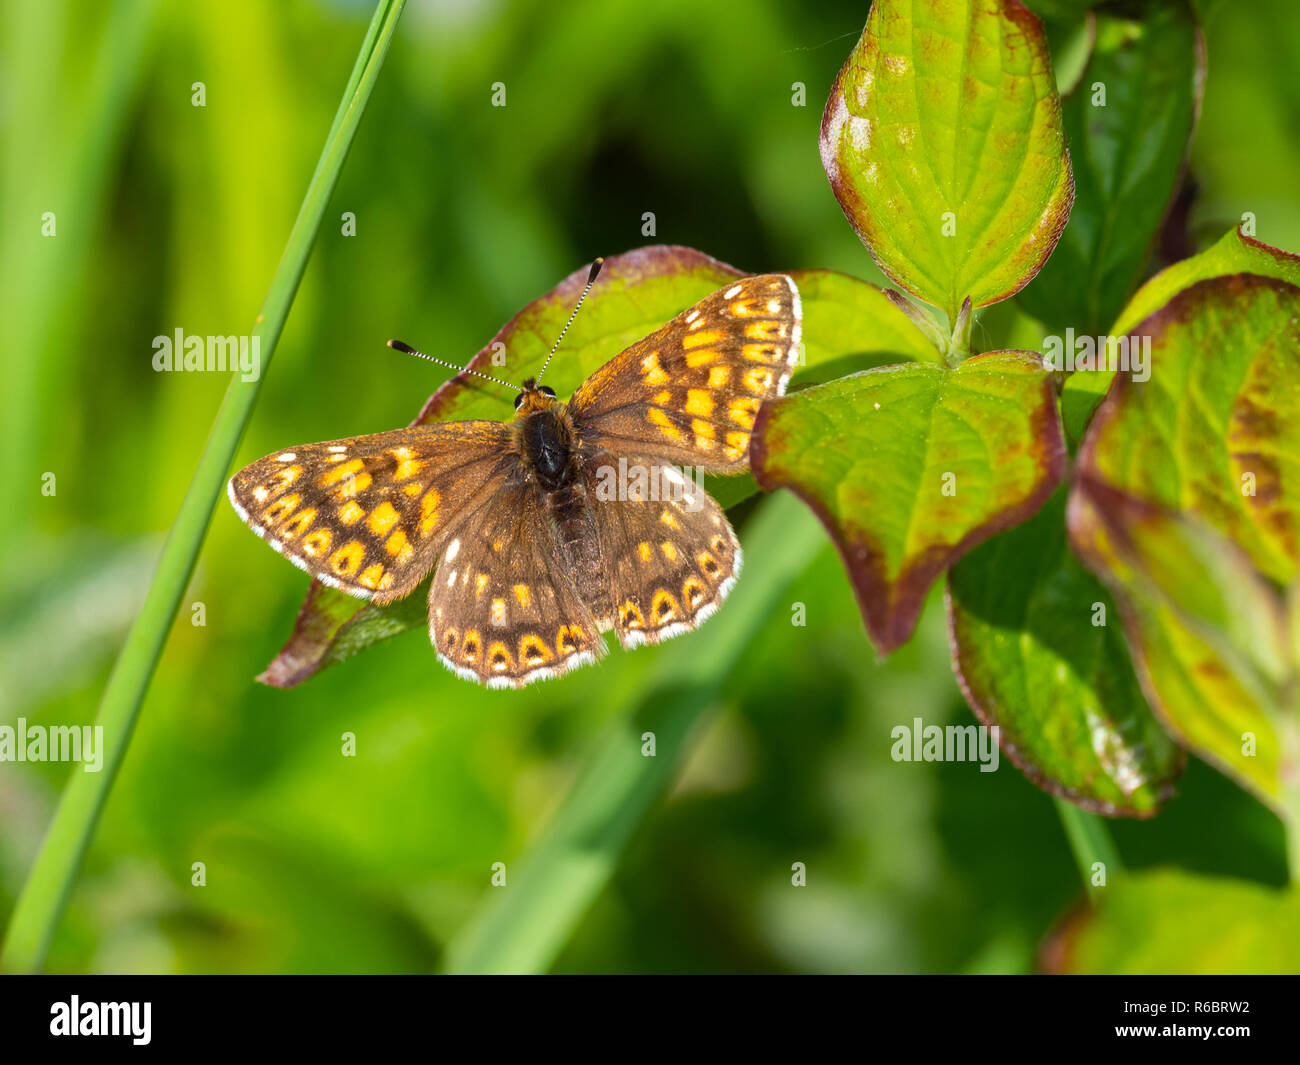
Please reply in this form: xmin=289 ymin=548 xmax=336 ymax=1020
xmin=227 ymin=421 xmax=511 ymax=604
xmin=569 ymin=274 xmax=801 ymax=473
xmin=429 ymin=478 xmax=605 ymax=687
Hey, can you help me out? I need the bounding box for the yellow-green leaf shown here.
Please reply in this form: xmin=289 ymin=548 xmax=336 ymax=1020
xmin=754 ymin=350 xmax=1065 ymax=652
xmin=821 ymin=0 xmax=1074 ymax=320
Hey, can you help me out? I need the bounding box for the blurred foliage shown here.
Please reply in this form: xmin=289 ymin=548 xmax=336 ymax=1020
xmin=1 ymin=0 xmax=1295 ymax=973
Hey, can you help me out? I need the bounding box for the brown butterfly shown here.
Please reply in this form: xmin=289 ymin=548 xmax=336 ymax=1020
xmin=228 ymin=263 xmax=802 ymax=688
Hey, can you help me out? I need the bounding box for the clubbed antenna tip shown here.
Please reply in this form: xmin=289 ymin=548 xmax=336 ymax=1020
xmin=536 ymin=256 xmax=605 ymax=386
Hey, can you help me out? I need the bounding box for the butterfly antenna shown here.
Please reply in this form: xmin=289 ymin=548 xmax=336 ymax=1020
xmin=387 ymin=339 xmax=519 ymax=391
xmin=535 ymin=257 xmax=604 ymax=385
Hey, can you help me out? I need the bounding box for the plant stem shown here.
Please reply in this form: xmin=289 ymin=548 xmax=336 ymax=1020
xmin=1054 ymin=797 xmax=1122 ymax=901
xmin=444 ymin=492 xmax=825 ymax=974
xmin=0 ymin=0 xmax=407 ymax=974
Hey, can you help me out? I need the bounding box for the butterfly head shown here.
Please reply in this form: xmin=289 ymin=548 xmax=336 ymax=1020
xmin=513 ymin=378 xmax=558 ymax=416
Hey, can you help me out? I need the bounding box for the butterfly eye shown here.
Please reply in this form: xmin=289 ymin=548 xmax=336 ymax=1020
xmin=513 ymin=393 xmax=525 ymax=410
xmin=539 ymin=385 xmax=556 ymax=398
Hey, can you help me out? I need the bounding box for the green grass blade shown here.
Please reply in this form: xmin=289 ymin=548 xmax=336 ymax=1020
xmin=1055 ymin=797 xmax=1123 ymax=901
xmin=0 ymin=0 xmax=408 ymax=974
xmin=444 ymin=492 xmax=826 ymax=974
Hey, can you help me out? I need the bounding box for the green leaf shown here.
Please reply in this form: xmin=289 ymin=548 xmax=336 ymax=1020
xmin=786 ymin=268 xmax=945 ymax=378
xmin=260 ymin=249 xmax=929 ymax=686
xmin=947 ymin=490 xmax=1183 ymax=816
xmin=753 ymin=350 xmax=1065 ymax=653
xmin=820 ymin=0 xmax=1073 ymax=321
xmin=1065 ymin=274 xmax=1300 ymax=806
xmin=1115 ymin=227 xmax=1300 ymax=337
xmin=1070 ymin=487 xmax=1291 ymax=799
xmin=1062 ymin=228 xmax=1300 ymax=441
xmin=1067 ymin=474 xmax=1286 ymax=805
xmin=1017 ymin=0 xmax=1203 ymax=336
xmin=1044 ymin=869 xmax=1300 ymax=974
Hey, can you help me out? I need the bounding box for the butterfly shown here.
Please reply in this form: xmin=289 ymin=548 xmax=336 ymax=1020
xmin=227 ymin=264 xmax=802 ymax=688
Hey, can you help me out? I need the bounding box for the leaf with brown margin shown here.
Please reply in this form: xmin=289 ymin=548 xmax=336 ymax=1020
xmin=255 ymin=247 xmax=936 ymax=686
xmin=820 ymin=0 xmax=1074 ymax=321
xmin=1068 ymin=473 xmax=1286 ymax=805
xmin=1077 ymin=273 xmax=1300 ymax=584
xmin=947 ymin=489 xmax=1183 ymax=816
xmin=753 ymin=350 xmax=1065 ymax=653
xmin=1062 ymin=227 xmax=1300 ymax=441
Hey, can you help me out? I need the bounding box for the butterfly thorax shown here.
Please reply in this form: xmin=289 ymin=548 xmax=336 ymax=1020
xmin=514 ymin=389 xmax=578 ymax=491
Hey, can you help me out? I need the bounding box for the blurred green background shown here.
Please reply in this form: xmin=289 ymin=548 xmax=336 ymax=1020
xmin=1 ymin=0 xmax=1296 ymax=973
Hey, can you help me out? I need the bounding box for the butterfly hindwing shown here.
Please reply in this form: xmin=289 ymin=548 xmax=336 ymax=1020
xmin=429 ymin=477 xmax=605 ymax=687
xmin=569 ymin=273 xmax=801 ymax=473
xmin=227 ymin=421 xmax=511 ymax=604
xmin=579 ymin=459 xmax=742 ymax=647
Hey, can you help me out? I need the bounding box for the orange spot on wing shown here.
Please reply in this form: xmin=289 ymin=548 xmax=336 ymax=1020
xmin=385 ymin=529 xmax=413 ymax=564
xmin=388 ymin=447 xmax=425 ymax=482
xmin=461 ymin=630 xmax=481 ymax=662
xmin=367 ymin=501 xmax=399 ymax=537
xmin=647 ymin=407 xmax=684 ymax=443
xmin=329 ymin=541 xmax=365 ymax=577
xmin=519 ymin=633 xmax=551 ymax=665
xmin=698 ymin=550 xmax=721 ymax=580
xmin=420 ymin=488 xmax=441 ymax=536
xmin=319 ymin=458 xmax=364 ymax=487
xmin=303 ymin=528 xmax=332 ymax=557
xmin=279 ymin=507 xmax=317 ymax=538
xmin=338 ymin=501 xmax=365 ymax=525
xmin=650 ymin=589 xmax=680 ymax=622
xmin=642 ymin=352 xmax=669 ymax=386
xmin=684 ymin=389 xmax=714 ymax=417
xmin=724 ymin=431 xmax=749 ymax=461
xmin=744 ymin=320 xmax=785 ymax=340
xmin=728 ymin=397 xmax=758 ymax=430
xmin=682 ymin=329 xmax=722 ymax=349
xmin=487 ymin=641 xmax=513 ymax=672
xmin=743 ymin=342 xmax=782 ymax=362
xmin=618 ymin=602 xmax=645 ymax=631
xmin=330 ymin=471 xmax=372 ymax=501
xmin=262 ymin=494 xmax=301 ymax=525
xmin=358 ymin=563 xmax=386 ymax=589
